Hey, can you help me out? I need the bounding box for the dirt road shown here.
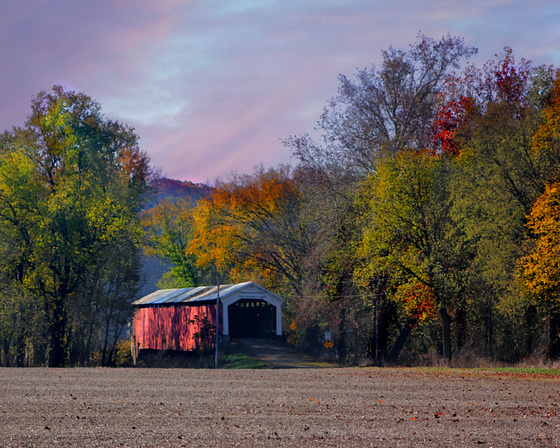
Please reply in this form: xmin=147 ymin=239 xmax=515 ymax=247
xmin=1 ymin=367 xmax=558 ymax=447
xmin=234 ymin=338 xmax=331 ymax=368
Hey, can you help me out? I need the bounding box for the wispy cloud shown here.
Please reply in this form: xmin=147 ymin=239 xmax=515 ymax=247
xmin=1 ymin=0 xmax=559 ymax=183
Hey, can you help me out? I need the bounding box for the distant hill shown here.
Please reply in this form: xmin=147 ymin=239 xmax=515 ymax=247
xmin=152 ymin=177 xmax=212 ymax=205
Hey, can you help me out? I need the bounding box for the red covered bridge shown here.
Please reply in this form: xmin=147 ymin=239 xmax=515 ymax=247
xmin=132 ymin=282 xmax=284 ymax=356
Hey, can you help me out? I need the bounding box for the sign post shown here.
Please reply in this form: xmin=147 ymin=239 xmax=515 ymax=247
xmin=324 ymin=330 xmax=333 ymax=350
xmin=215 ymin=274 xmax=220 ymax=369
xmin=289 ymin=321 xmax=297 ymax=345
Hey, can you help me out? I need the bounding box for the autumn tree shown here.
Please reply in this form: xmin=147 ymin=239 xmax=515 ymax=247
xmin=430 ymin=79 xmax=473 ymax=156
xmin=447 ymin=48 xmax=552 ymax=209
xmin=531 ymin=69 xmax=560 ymax=184
xmin=0 ymin=86 xmax=152 ymax=367
xmin=188 ymin=166 xmax=311 ymax=296
xmin=286 ymin=33 xmax=477 ymax=186
xmin=282 ymin=35 xmax=476 ymax=360
xmin=354 ymin=150 xmax=473 ymax=361
xmin=517 ymin=73 xmax=560 ymax=359
xmin=444 ymin=51 xmax=559 ymax=360
xmin=519 ymin=182 xmax=560 ymax=358
xmin=281 ymin=42 xmax=560 ymax=364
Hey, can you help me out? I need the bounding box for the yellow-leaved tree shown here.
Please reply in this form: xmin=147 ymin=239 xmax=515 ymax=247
xmin=188 ymin=166 xmax=309 ymax=295
xmin=520 ymin=182 xmax=560 ymax=358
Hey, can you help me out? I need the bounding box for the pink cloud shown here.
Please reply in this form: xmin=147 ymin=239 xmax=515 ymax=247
xmin=1 ymin=0 xmax=559 ymax=184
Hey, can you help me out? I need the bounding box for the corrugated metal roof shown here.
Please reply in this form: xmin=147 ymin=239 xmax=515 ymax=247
xmin=132 ymin=281 xmax=267 ymax=306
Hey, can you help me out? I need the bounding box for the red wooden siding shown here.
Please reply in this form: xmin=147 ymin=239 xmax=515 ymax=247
xmin=133 ymin=304 xmax=220 ymax=352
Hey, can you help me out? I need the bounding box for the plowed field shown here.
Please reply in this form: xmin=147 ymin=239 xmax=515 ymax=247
xmin=1 ymin=367 xmax=558 ymax=447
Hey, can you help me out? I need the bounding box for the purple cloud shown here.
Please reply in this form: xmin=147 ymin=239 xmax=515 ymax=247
xmin=1 ymin=0 xmax=559 ymax=183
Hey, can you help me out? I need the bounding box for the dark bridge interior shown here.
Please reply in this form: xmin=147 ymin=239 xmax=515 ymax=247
xmin=228 ymin=299 xmax=276 ymax=338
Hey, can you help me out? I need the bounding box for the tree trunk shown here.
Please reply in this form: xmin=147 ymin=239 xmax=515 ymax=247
xmin=376 ymin=305 xmax=391 ymax=363
xmin=101 ymin=309 xmax=113 ymax=366
xmin=372 ymin=296 xmax=392 ymax=364
xmin=370 ymin=279 xmax=395 ymax=364
xmin=455 ymin=305 xmax=467 ymax=356
xmin=84 ymin=316 xmax=96 ymax=366
xmin=2 ymin=330 xmax=14 ymax=367
xmin=388 ymin=316 xmax=417 ymax=362
xmin=550 ymin=310 xmax=560 ymax=359
xmin=545 ymin=307 xmax=560 ymax=360
xmin=15 ymin=334 xmax=26 ymax=367
xmin=46 ymin=297 xmax=67 ymax=367
xmin=485 ymin=299 xmax=494 ymax=360
xmin=336 ymin=307 xmax=346 ymax=363
xmin=439 ymin=308 xmax=452 ymax=361
xmin=524 ymin=305 xmax=538 ymax=356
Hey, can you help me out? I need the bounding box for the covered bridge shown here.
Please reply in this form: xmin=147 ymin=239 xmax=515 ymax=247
xmin=132 ymin=282 xmax=284 ymax=354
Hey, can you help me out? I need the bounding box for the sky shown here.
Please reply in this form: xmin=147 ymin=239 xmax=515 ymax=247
xmin=1 ymin=1 xmax=559 ymax=184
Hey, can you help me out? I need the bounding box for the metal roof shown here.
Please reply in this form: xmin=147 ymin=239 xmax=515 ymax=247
xmin=132 ymin=281 xmax=282 ymax=306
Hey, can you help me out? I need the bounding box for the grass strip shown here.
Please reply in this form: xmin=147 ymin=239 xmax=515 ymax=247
xmin=220 ymin=351 xmax=270 ymax=369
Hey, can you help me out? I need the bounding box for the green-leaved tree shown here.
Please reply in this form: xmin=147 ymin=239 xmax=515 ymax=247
xmin=0 ymin=86 xmax=152 ymax=367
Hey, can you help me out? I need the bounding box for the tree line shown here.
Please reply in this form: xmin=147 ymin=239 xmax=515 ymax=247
xmin=2 ymin=34 xmax=560 ymax=366
xmin=144 ymin=34 xmax=560 ymax=365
